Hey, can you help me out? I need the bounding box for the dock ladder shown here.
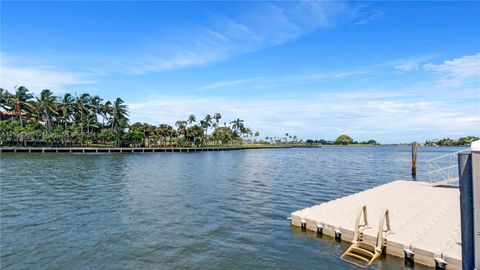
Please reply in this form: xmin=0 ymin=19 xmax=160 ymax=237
xmin=340 ymin=206 xmax=392 ymax=268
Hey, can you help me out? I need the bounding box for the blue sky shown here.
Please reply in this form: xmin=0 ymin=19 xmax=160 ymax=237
xmin=1 ymin=1 xmax=479 ymax=143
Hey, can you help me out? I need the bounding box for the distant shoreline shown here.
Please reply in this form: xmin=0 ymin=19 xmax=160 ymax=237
xmin=0 ymin=144 xmax=470 ymax=154
xmin=0 ymin=145 xmax=320 ymax=153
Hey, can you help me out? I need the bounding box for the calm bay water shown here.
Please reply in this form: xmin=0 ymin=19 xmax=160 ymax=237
xmin=0 ymin=146 xmax=466 ymax=269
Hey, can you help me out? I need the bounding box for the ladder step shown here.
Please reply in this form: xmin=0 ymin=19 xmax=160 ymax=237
xmin=350 ymin=247 xmax=375 ymax=258
xmin=358 ymin=242 xmax=376 ymax=253
xmin=344 ymin=252 xmax=371 ymax=263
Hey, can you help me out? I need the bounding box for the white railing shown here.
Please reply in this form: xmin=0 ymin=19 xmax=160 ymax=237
xmin=426 ymin=149 xmax=469 ymax=186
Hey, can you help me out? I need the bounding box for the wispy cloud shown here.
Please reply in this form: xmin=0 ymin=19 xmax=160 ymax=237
xmin=0 ymin=55 xmax=94 ymax=92
xmin=392 ymin=55 xmax=438 ymax=73
xmin=353 ymin=10 xmax=384 ymax=25
xmin=119 ymin=2 xmax=351 ymax=74
xmin=196 ymin=53 xmax=480 ymax=98
xmin=423 ymin=53 xmax=480 ymax=85
xmin=395 ymin=61 xmax=420 ymax=72
xmin=128 ymin=53 xmax=480 ymax=143
xmin=3 ymin=2 xmax=355 ymax=78
xmin=129 ymin=87 xmax=479 ymax=144
xmin=197 ymin=69 xmax=367 ymax=91
xmin=198 ymin=77 xmax=267 ymax=91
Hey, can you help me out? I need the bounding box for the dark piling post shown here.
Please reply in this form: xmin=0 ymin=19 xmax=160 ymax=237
xmin=411 ymin=142 xmax=417 ymax=179
xmin=458 ymin=152 xmax=474 ymax=270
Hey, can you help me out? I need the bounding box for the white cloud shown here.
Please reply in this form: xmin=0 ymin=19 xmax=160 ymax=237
xmin=64 ymin=2 xmax=352 ymax=75
xmin=114 ymin=48 xmax=222 ymax=75
xmin=0 ymin=62 xmax=94 ymax=93
xmin=395 ymin=61 xmax=419 ymax=72
xmin=353 ymin=10 xmax=384 ymax=26
xmin=197 ymin=69 xmax=367 ymax=91
xmin=198 ymin=77 xmax=266 ymax=91
xmin=424 ymin=53 xmax=480 ymax=78
xmin=0 ymin=2 xmax=363 ymax=79
xmin=423 ymin=53 xmax=480 ymax=85
xmin=128 ymin=89 xmax=479 ymax=144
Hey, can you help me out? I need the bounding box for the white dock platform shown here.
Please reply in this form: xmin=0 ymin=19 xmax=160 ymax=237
xmin=291 ymin=180 xmax=461 ymax=269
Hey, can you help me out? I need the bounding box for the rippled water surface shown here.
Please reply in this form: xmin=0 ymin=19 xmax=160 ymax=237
xmin=1 ymin=146 xmax=465 ymax=269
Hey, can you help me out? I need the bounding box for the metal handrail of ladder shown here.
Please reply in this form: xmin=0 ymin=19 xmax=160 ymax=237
xmin=340 ymin=207 xmax=393 ymax=268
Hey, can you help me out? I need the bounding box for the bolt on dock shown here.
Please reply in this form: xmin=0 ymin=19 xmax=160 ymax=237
xmin=291 ymin=180 xmax=461 ymax=269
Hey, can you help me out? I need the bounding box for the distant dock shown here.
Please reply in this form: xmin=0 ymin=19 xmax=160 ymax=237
xmin=291 ymin=180 xmax=461 ymax=269
xmin=0 ymin=145 xmax=293 ymax=153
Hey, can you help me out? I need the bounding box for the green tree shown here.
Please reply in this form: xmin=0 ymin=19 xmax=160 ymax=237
xmin=201 ymin=114 xmax=212 ymax=139
xmin=230 ymin=118 xmax=244 ymax=137
xmin=213 ymin=112 xmax=221 ymax=128
xmin=6 ymin=86 xmax=34 ymax=127
xmin=156 ymin=124 xmax=175 ymax=146
xmin=254 ymin=131 xmax=260 ymax=143
xmin=175 ymin=120 xmax=187 ymax=138
xmin=58 ymin=93 xmax=74 ymax=129
xmin=0 ymin=88 xmax=12 ymax=111
xmin=75 ymin=93 xmax=92 ymax=133
xmin=187 ymin=114 xmax=196 ymax=126
xmin=458 ymin=136 xmax=479 ymax=145
xmin=212 ymin=126 xmax=234 ymax=145
xmin=90 ymin=95 xmax=103 ymax=125
xmin=109 ymin=98 xmax=129 ymax=146
xmin=335 ymin=134 xmax=353 ymax=145
xmin=188 ymin=124 xmax=204 ymax=146
xmin=35 ymin=89 xmax=58 ymax=132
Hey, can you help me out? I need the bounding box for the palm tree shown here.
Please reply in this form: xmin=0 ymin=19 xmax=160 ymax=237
xmin=187 ymin=114 xmax=196 ymax=126
xmin=0 ymin=85 xmax=265 ymax=148
xmin=175 ymin=120 xmax=187 ymax=137
xmin=186 ymin=114 xmax=196 ymax=140
xmin=84 ymin=113 xmax=98 ymax=134
xmin=0 ymin=88 xmax=12 ymax=111
xmin=156 ymin=124 xmax=174 ymax=146
xmin=35 ymin=89 xmax=58 ymax=132
xmin=109 ymin=98 xmax=129 ymax=146
xmin=90 ymin=95 xmax=103 ymax=125
xmin=213 ymin=112 xmax=221 ymax=128
xmin=230 ymin=118 xmax=244 ymax=136
xmin=58 ymin=93 xmax=74 ymax=129
xmin=75 ymin=93 xmax=92 ymax=133
xmin=102 ymin=100 xmax=113 ymax=128
xmin=7 ymin=86 xmax=34 ymax=127
xmin=229 ymin=118 xmax=244 ymax=145
xmin=202 ymin=114 xmax=212 ymax=137
xmin=243 ymin=127 xmax=252 ymax=142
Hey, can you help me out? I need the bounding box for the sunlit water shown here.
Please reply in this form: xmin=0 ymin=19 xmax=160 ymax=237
xmin=0 ymin=146 xmax=466 ymax=269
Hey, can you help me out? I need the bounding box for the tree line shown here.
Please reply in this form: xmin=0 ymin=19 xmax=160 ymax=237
xmin=424 ymin=136 xmax=479 ymax=147
xmin=305 ymin=135 xmax=379 ymax=145
xmin=0 ymin=86 xmax=259 ymax=147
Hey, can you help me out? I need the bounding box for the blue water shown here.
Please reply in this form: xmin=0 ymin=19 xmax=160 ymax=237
xmin=0 ymin=146 xmax=466 ymax=269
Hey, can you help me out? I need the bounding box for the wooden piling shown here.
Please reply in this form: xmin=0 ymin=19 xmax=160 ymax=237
xmin=412 ymin=142 xmax=417 ymax=179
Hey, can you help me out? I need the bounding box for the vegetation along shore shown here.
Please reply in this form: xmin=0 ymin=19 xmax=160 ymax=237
xmin=0 ymin=87 xmax=265 ymax=148
xmin=0 ymin=87 xmax=477 ymax=149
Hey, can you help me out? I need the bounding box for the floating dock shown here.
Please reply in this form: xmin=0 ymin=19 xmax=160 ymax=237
xmin=291 ymin=180 xmax=461 ymax=269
